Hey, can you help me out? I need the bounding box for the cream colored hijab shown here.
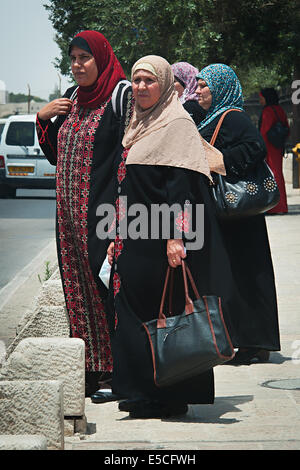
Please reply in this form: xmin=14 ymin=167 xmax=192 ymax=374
xmin=122 ymin=55 xmax=225 ymax=178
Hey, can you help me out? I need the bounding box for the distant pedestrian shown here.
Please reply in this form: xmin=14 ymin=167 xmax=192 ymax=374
xmin=171 ymin=62 xmax=206 ymax=126
xmin=259 ymin=87 xmax=289 ymax=214
xmin=36 ymin=30 xmax=132 ymax=398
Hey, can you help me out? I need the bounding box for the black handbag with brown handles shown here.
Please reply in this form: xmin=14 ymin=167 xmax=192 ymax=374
xmin=143 ymin=260 xmax=235 ymax=388
xmin=209 ymin=109 xmax=280 ymax=219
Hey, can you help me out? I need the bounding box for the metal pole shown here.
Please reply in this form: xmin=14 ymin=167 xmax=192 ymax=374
xmin=27 ymin=84 xmax=31 ymax=114
xmin=57 ymin=73 xmax=62 ymax=97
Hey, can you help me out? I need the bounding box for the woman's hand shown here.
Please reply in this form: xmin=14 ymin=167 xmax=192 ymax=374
xmin=167 ymin=239 xmax=186 ymax=268
xmin=38 ymin=98 xmax=73 ymax=121
xmin=107 ymin=242 xmax=115 ymax=266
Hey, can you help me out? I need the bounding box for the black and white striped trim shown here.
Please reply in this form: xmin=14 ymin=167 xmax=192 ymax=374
xmin=68 ymin=80 xmax=131 ymax=119
xmin=111 ymin=80 xmax=131 ymax=118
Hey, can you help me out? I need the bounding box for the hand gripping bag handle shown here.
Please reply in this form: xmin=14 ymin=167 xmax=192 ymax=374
xmin=157 ymin=260 xmax=200 ymax=328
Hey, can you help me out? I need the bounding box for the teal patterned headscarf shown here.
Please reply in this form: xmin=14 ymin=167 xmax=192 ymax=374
xmin=196 ymin=63 xmax=244 ymax=130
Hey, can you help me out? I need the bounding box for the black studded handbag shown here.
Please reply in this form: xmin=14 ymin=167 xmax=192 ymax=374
xmin=210 ymin=109 xmax=280 ymax=219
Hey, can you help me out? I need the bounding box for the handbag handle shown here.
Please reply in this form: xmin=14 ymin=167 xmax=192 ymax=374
xmin=168 ymin=262 xmax=201 ymax=316
xmin=210 ymin=109 xmax=242 ymax=146
xmin=158 ymin=261 xmax=200 ymax=327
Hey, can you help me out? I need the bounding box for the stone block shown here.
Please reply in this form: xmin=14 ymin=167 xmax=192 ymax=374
xmin=0 ymin=338 xmax=85 ymax=416
xmin=64 ymin=418 xmax=76 ymax=437
xmin=16 ymin=276 xmax=67 ymax=334
xmin=64 ymin=415 xmax=87 ymax=436
xmin=0 ymin=434 xmax=48 ymax=450
xmin=5 ymin=273 xmax=69 ymax=359
xmin=6 ymin=305 xmax=70 ymax=359
xmin=15 ymin=271 xmax=65 ymax=335
xmin=17 ymin=304 xmax=69 ymax=338
xmin=36 ymin=279 xmax=66 ymax=309
xmin=0 ymin=380 xmax=64 ymax=450
xmin=50 ymin=267 xmax=62 ymax=280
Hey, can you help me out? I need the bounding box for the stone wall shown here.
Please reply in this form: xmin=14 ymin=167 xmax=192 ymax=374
xmin=0 ymin=265 xmax=87 ymax=450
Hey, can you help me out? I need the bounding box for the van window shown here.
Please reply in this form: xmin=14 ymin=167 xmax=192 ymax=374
xmin=0 ymin=123 xmax=5 ymax=140
xmin=6 ymin=122 xmax=35 ymax=146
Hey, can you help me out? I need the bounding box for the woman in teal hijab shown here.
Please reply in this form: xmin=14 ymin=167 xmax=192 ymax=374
xmin=197 ymin=63 xmax=243 ymax=130
xmin=195 ymin=63 xmax=281 ymax=365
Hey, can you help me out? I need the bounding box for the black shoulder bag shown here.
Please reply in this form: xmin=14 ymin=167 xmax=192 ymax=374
xmin=210 ymin=109 xmax=280 ymax=219
xmin=266 ymin=106 xmax=289 ymax=149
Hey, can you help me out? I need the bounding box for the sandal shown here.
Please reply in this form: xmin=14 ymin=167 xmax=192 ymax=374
xmin=227 ymin=348 xmax=270 ymax=365
xmin=91 ymin=389 xmax=120 ymax=404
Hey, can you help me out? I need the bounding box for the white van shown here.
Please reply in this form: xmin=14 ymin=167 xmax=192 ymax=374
xmin=0 ymin=118 xmax=6 ymax=142
xmin=0 ymin=114 xmax=56 ymax=197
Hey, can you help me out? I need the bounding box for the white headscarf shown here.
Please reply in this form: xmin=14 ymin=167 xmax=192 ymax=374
xmin=171 ymin=62 xmax=199 ymax=104
xmin=123 ymin=55 xmax=225 ymax=178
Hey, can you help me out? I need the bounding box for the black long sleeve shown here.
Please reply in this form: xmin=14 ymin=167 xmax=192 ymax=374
xmin=36 ymin=86 xmax=77 ymax=165
xmin=163 ymin=166 xmax=206 ymax=249
xmin=200 ymin=111 xmax=266 ymax=177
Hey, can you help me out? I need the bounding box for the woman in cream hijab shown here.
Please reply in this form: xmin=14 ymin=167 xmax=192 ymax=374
xmin=106 ymin=56 xmax=233 ymax=419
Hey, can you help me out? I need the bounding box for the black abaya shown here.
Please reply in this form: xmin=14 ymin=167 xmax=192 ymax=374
xmin=199 ymin=110 xmax=281 ymax=351
xmin=107 ymin=152 xmax=236 ymax=404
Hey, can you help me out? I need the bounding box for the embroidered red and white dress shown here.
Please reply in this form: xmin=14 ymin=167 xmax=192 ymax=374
xmin=36 ymin=83 xmax=133 ymax=373
xmin=55 ymin=97 xmax=112 ymax=372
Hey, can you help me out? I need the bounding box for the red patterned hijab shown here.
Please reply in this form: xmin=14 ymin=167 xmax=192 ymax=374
xmin=69 ymin=30 xmax=126 ymax=109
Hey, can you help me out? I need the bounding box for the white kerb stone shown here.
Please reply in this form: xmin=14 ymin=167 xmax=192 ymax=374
xmin=0 ymin=380 xmax=64 ymax=450
xmin=0 ymin=434 xmax=48 ymax=450
xmin=0 ymin=337 xmax=85 ymax=416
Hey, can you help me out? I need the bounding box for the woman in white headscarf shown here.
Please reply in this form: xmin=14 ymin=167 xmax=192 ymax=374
xmin=106 ymin=56 xmax=233 ymax=419
xmin=171 ymin=61 xmax=206 ymax=125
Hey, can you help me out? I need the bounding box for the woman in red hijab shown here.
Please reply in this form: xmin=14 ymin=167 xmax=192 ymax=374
xmin=36 ymin=31 xmax=132 ymax=398
xmin=259 ymin=88 xmax=289 ymax=214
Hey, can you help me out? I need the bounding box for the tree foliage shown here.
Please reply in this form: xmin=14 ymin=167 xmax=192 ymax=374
xmin=8 ymin=92 xmax=44 ymax=103
xmin=44 ymin=0 xmax=300 ymax=96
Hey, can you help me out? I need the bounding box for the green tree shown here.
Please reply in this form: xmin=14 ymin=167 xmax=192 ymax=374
xmin=9 ymin=92 xmax=44 ymax=103
xmin=45 ymin=0 xmax=300 ymax=132
xmin=45 ymin=0 xmax=298 ymax=84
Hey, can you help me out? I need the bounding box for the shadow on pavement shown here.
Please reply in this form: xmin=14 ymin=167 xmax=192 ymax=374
xmin=116 ymin=395 xmax=253 ymax=425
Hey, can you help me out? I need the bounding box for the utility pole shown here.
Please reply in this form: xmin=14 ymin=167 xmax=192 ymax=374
xmin=27 ymin=84 xmax=31 ymax=114
xmin=57 ymin=73 xmax=62 ymax=97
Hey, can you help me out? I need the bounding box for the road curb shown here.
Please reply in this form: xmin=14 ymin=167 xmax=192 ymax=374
xmin=0 ymin=239 xmax=56 ymax=312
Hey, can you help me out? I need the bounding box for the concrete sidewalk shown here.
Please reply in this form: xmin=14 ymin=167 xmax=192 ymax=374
xmin=66 ymin=181 xmax=300 ymax=451
xmin=66 ymin=197 xmax=300 ymax=451
xmin=1 ymin=180 xmax=300 ymax=451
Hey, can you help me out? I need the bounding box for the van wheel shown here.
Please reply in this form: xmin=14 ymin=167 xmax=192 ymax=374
xmin=0 ymin=185 xmax=16 ymax=198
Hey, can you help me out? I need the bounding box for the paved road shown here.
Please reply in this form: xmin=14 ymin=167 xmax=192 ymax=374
xmin=0 ymin=189 xmax=56 ymax=289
